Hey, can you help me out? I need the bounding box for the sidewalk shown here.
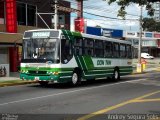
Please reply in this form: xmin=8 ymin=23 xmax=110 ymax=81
xmin=0 ymin=72 xmax=20 ymax=81
xmin=0 ymin=72 xmax=36 ymax=87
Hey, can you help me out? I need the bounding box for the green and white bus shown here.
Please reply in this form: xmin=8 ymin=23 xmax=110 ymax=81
xmin=20 ymin=29 xmax=133 ymax=86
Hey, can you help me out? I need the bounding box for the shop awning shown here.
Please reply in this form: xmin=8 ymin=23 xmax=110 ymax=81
xmin=0 ymin=32 xmax=23 ymax=44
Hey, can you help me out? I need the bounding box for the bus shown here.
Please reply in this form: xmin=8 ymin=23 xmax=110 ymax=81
xmin=20 ymin=29 xmax=133 ymax=86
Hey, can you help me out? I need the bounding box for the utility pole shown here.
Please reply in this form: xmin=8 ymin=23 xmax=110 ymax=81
xmin=54 ymin=0 xmax=58 ymax=29
xmin=137 ymin=5 xmax=143 ymax=73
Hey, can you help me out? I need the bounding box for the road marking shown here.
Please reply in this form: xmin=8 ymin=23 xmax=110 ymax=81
xmin=132 ymin=98 xmax=160 ymax=103
xmin=0 ymin=79 xmax=148 ymax=106
xmin=78 ymin=90 xmax=160 ymax=120
xmin=127 ymin=79 xmax=160 ymax=86
xmin=126 ymin=79 xmax=147 ymax=83
xmin=133 ymin=90 xmax=160 ymax=100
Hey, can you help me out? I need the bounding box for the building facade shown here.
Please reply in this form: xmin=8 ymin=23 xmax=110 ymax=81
xmin=153 ymin=2 xmax=160 ymax=22
xmin=0 ymin=0 xmax=70 ymax=76
xmin=124 ymin=31 xmax=160 ymax=58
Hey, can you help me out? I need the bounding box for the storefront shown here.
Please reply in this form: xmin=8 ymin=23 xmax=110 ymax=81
xmin=0 ymin=32 xmax=23 ymax=76
xmin=124 ymin=31 xmax=160 ymax=58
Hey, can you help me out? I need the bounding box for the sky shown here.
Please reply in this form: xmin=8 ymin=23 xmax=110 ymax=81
xmin=65 ymin=0 xmax=149 ymax=32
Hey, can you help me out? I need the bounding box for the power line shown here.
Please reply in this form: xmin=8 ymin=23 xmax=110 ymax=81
xmin=62 ymin=0 xmax=138 ymax=21
xmin=83 ymin=11 xmax=138 ymax=21
xmin=64 ymin=0 xmax=139 ymax=17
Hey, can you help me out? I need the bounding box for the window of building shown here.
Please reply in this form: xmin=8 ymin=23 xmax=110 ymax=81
xmin=27 ymin=4 xmax=36 ymax=26
xmin=0 ymin=1 xmax=4 ymax=24
xmin=17 ymin=2 xmax=36 ymax=26
xmin=17 ymin=2 xmax=26 ymax=25
xmin=0 ymin=48 xmax=8 ymax=64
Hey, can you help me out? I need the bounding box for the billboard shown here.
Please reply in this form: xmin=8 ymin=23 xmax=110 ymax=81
xmin=86 ymin=26 xmax=123 ymax=38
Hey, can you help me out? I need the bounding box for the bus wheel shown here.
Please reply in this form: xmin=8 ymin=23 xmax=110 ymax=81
xmin=39 ymin=81 xmax=48 ymax=86
xmin=71 ymin=72 xmax=81 ymax=86
xmin=112 ymin=69 xmax=120 ymax=81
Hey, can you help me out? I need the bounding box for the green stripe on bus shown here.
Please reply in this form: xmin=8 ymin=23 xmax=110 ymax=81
xmin=83 ymin=56 xmax=94 ymax=70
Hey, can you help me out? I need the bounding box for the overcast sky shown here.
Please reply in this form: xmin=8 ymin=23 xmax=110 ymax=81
xmin=66 ymin=0 xmax=149 ymax=31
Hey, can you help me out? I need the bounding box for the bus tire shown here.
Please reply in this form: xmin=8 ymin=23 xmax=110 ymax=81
xmin=112 ymin=68 xmax=120 ymax=81
xmin=71 ymin=71 xmax=81 ymax=86
xmin=39 ymin=81 xmax=49 ymax=86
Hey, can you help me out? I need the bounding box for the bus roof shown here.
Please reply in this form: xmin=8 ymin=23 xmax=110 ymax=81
xmin=81 ymin=33 xmax=131 ymax=45
xmin=24 ymin=29 xmax=131 ymax=45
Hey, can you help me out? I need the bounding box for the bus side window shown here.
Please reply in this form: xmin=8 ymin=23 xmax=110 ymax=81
xmin=83 ymin=38 xmax=94 ymax=56
xmin=126 ymin=45 xmax=132 ymax=58
xmin=120 ymin=44 xmax=126 ymax=58
xmin=104 ymin=41 xmax=112 ymax=58
xmin=73 ymin=37 xmax=83 ymax=56
xmin=75 ymin=47 xmax=82 ymax=55
xmin=113 ymin=43 xmax=120 ymax=58
xmin=61 ymin=38 xmax=72 ymax=64
xmin=94 ymin=40 xmax=104 ymax=58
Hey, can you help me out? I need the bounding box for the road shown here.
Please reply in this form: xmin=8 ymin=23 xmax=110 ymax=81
xmin=0 ymin=71 xmax=160 ymax=120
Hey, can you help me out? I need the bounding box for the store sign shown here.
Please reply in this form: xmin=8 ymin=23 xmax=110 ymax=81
xmin=126 ymin=32 xmax=137 ymax=37
xmin=154 ymin=33 xmax=160 ymax=38
xmin=102 ymin=29 xmax=123 ymax=38
xmin=5 ymin=0 xmax=17 ymax=33
xmin=137 ymin=32 xmax=144 ymax=37
xmin=74 ymin=18 xmax=85 ymax=33
xmin=145 ymin=32 xmax=153 ymax=38
xmin=102 ymin=30 xmax=111 ymax=37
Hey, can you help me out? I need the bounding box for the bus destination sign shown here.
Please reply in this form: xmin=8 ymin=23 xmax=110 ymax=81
xmin=32 ymin=32 xmax=50 ymax=38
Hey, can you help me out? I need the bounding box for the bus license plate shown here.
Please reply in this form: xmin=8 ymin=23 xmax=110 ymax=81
xmin=35 ymin=77 xmax=39 ymax=80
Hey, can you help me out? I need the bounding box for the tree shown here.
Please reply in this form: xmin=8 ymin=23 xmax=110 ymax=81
xmin=104 ymin=0 xmax=159 ymax=19
xmin=142 ymin=17 xmax=160 ymax=32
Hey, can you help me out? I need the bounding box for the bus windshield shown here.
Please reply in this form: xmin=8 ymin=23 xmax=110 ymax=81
xmin=22 ymin=38 xmax=59 ymax=63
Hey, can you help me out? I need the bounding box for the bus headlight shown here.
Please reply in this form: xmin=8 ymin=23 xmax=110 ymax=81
xmin=21 ymin=70 xmax=28 ymax=73
xmin=53 ymin=72 xmax=59 ymax=75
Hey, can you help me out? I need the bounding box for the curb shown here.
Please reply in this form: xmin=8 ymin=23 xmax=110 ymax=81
xmin=132 ymin=69 xmax=158 ymax=75
xmin=0 ymin=81 xmax=37 ymax=87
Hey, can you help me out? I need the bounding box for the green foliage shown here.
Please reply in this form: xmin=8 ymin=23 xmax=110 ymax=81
xmin=104 ymin=0 xmax=155 ymax=18
xmin=142 ymin=17 xmax=160 ymax=32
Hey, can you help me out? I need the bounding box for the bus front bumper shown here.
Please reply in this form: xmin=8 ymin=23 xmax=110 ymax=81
xmin=20 ymin=73 xmax=71 ymax=83
xmin=20 ymin=73 xmax=59 ymax=82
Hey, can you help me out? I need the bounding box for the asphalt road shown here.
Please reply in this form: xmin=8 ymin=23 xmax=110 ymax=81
xmin=0 ymin=71 xmax=160 ymax=120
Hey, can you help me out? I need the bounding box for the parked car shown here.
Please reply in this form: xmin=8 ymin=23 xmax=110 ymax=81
xmin=141 ymin=53 xmax=154 ymax=59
